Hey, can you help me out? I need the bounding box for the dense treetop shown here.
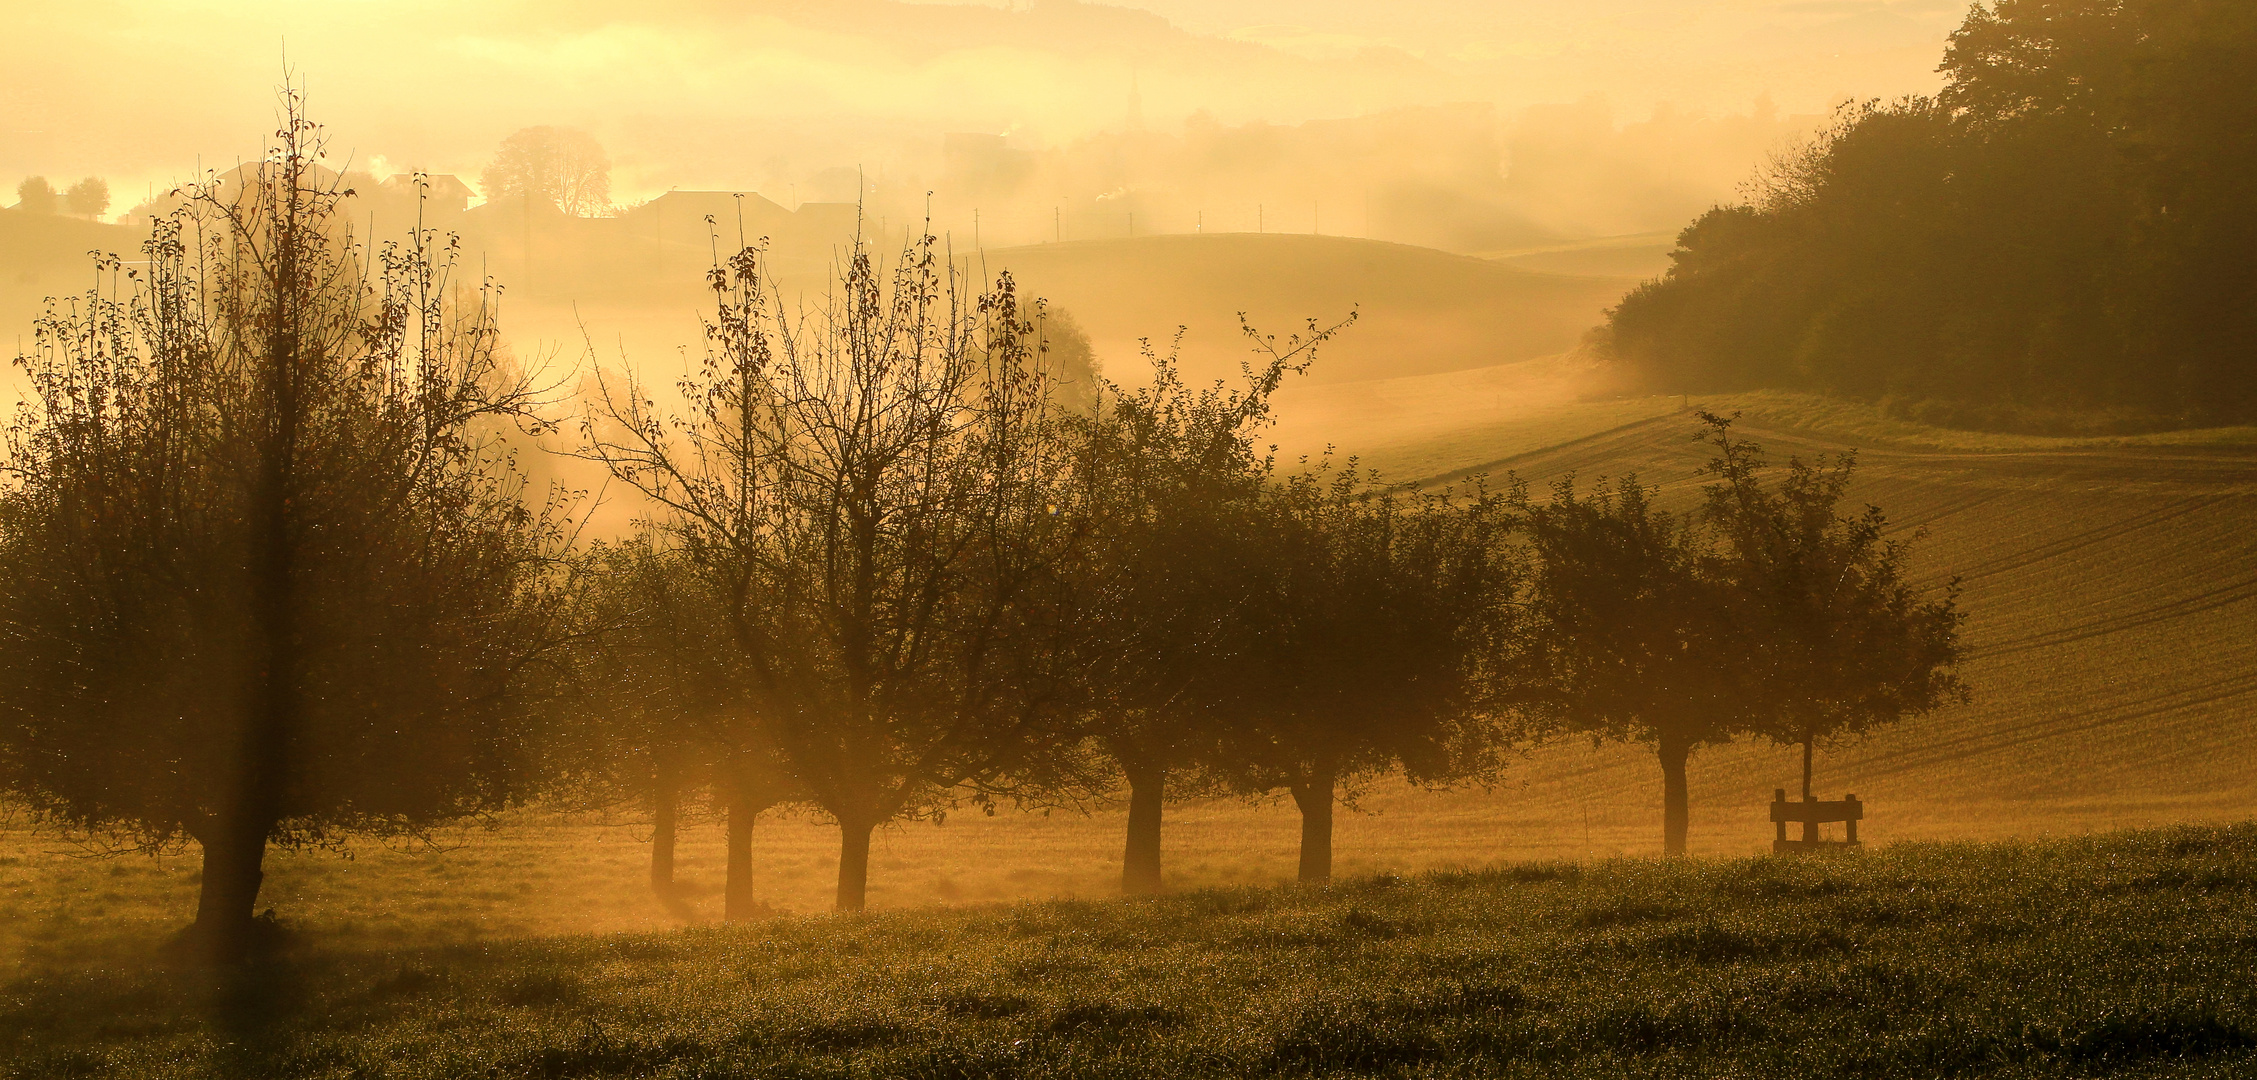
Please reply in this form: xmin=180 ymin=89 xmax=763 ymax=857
xmin=1607 ymin=0 xmax=2257 ymax=433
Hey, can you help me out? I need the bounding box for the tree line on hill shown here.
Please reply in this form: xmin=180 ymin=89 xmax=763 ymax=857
xmin=0 ymin=96 xmax=1966 ymax=964
xmin=1606 ymin=0 xmax=2257 ymax=433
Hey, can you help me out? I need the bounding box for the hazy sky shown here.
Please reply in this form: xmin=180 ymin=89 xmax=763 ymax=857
xmin=2 ymin=0 xmax=1967 ymax=210
xmin=1089 ymin=0 xmax=1961 ymax=103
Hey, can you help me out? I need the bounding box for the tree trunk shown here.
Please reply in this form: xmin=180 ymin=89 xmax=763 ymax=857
xmin=195 ymin=134 xmax=308 ymax=962
xmin=1121 ymin=757 xmax=1165 ymax=895
xmin=189 ymin=817 xmax=272 ymax=959
xmin=725 ymin=787 xmax=757 ymax=922
xmin=650 ymin=756 xmax=679 ymax=898
xmin=1290 ymin=768 xmax=1336 ymax=884
xmin=1659 ymin=735 xmax=1692 ymax=856
xmin=836 ymin=816 xmax=875 ymax=912
xmin=1800 ymin=732 xmax=1816 ymax=844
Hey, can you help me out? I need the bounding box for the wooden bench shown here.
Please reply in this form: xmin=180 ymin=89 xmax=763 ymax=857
xmin=1772 ymin=788 xmax=1862 ymax=852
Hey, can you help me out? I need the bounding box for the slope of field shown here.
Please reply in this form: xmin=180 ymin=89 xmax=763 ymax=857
xmin=1479 ymin=230 xmax=1677 ymax=280
xmin=978 ymin=234 xmax=1633 ymax=387
xmin=1264 ymin=352 xmax=1668 ymax=478
xmin=1410 ymin=391 xmax=2257 ymax=846
xmin=0 ymin=210 xmax=137 ymax=341
xmin=10 ymin=827 xmax=2257 ymax=1079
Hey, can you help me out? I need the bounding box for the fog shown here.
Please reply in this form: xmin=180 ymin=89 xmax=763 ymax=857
xmin=6 ymin=0 xmax=1955 ymax=240
xmin=7 ymin=6 xmax=2257 ymax=1035
xmin=3 ymin=0 xmax=1972 ymax=444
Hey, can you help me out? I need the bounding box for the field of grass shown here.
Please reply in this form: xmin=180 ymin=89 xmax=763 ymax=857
xmin=8 ymin=384 xmax=2255 ymax=974
xmin=8 ymin=825 xmax=2256 ymax=1078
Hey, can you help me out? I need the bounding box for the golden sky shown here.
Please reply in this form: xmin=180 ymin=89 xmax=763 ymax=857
xmin=2 ymin=0 xmax=1966 ymax=211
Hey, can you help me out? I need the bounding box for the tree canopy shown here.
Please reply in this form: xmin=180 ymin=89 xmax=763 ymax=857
xmin=0 ymin=95 xmax=572 ymax=959
xmin=1607 ymin=0 xmax=2257 ymax=433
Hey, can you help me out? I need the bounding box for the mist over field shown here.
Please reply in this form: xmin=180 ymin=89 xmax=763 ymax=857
xmin=4 ymin=2 xmax=2256 ymax=1077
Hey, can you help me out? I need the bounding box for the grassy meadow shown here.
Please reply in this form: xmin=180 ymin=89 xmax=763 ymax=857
xmin=7 ymin=825 xmax=2257 ymax=1078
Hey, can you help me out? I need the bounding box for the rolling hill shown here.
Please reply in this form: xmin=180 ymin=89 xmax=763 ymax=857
xmin=0 ymin=210 xmax=136 ymax=340
xmin=1478 ymin=230 xmax=1677 ymax=280
xmin=977 ymin=233 xmax=1634 ymax=387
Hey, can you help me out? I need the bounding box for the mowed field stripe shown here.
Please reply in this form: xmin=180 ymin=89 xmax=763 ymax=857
xmin=1976 ymin=572 xmax=2257 ymax=658
xmin=1947 ymin=495 xmax=2233 ymax=585
xmin=1829 ymin=666 xmax=2257 ymax=786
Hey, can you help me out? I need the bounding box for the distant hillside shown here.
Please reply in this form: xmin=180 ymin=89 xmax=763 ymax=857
xmin=1479 ymin=231 xmax=1675 ymax=280
xmin=980 ymin=233 xmax=1630 ymax=387
xmin=0 ymin=210 xmax=137 ymax=339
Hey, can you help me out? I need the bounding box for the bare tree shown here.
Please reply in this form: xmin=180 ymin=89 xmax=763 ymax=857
xmin=0 ymin=92 xmax=570 ymax=961
xmin=480 ymin=126 xmax=612 ymax=217
xmin=581 ymin=225 xmax=1087 ymax=911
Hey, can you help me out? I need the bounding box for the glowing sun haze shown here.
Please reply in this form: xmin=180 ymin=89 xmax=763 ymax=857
xmin=4 ymin=0 xmax=1963 ymax=211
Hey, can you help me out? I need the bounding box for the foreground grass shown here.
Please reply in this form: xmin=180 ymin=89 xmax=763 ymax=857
xmin=6 ymin=825 xmax=2255 ymax=1078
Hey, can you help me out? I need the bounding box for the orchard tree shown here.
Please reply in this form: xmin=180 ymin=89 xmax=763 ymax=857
xmin=571 ymin=534 xmax=794 ymax=921
xmin=1064 ymin=326 xmax=1340 ymax=895
xmin=581 ymin=228 xmax=1089 ymax=911
xmin=1697 ymin=413 xmax=1966 ymax=811
xmin=1219 ymin=465 xmax=1522 ymax=883
xmin=1515 ymin=474 xmax=1744 ymax=856
xmin=0 ymin=93 xmax=571 ymax=960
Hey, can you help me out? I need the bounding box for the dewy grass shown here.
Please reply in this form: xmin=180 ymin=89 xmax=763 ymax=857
xmin=5 ymin=823 xmax=2254 ymax=1078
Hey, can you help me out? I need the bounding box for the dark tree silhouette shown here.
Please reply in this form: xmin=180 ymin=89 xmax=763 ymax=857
xmin=0 ymin=93 xmax=570 ymax=961
xmin=1515 ymin=474 xmax=1742 ymax=856
xmin=570 ymin=535 xmax=793 ymax=920
xmin=1608 ymin=0 xmax=2257 ymax=431
xmin=1220 ymin=464 xmax=1521 ymax=882
xmin=1696 ymin=413 xmax=1966 ymax=811
xmin=1063 ymin=327 xmax=1337 ymax=894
